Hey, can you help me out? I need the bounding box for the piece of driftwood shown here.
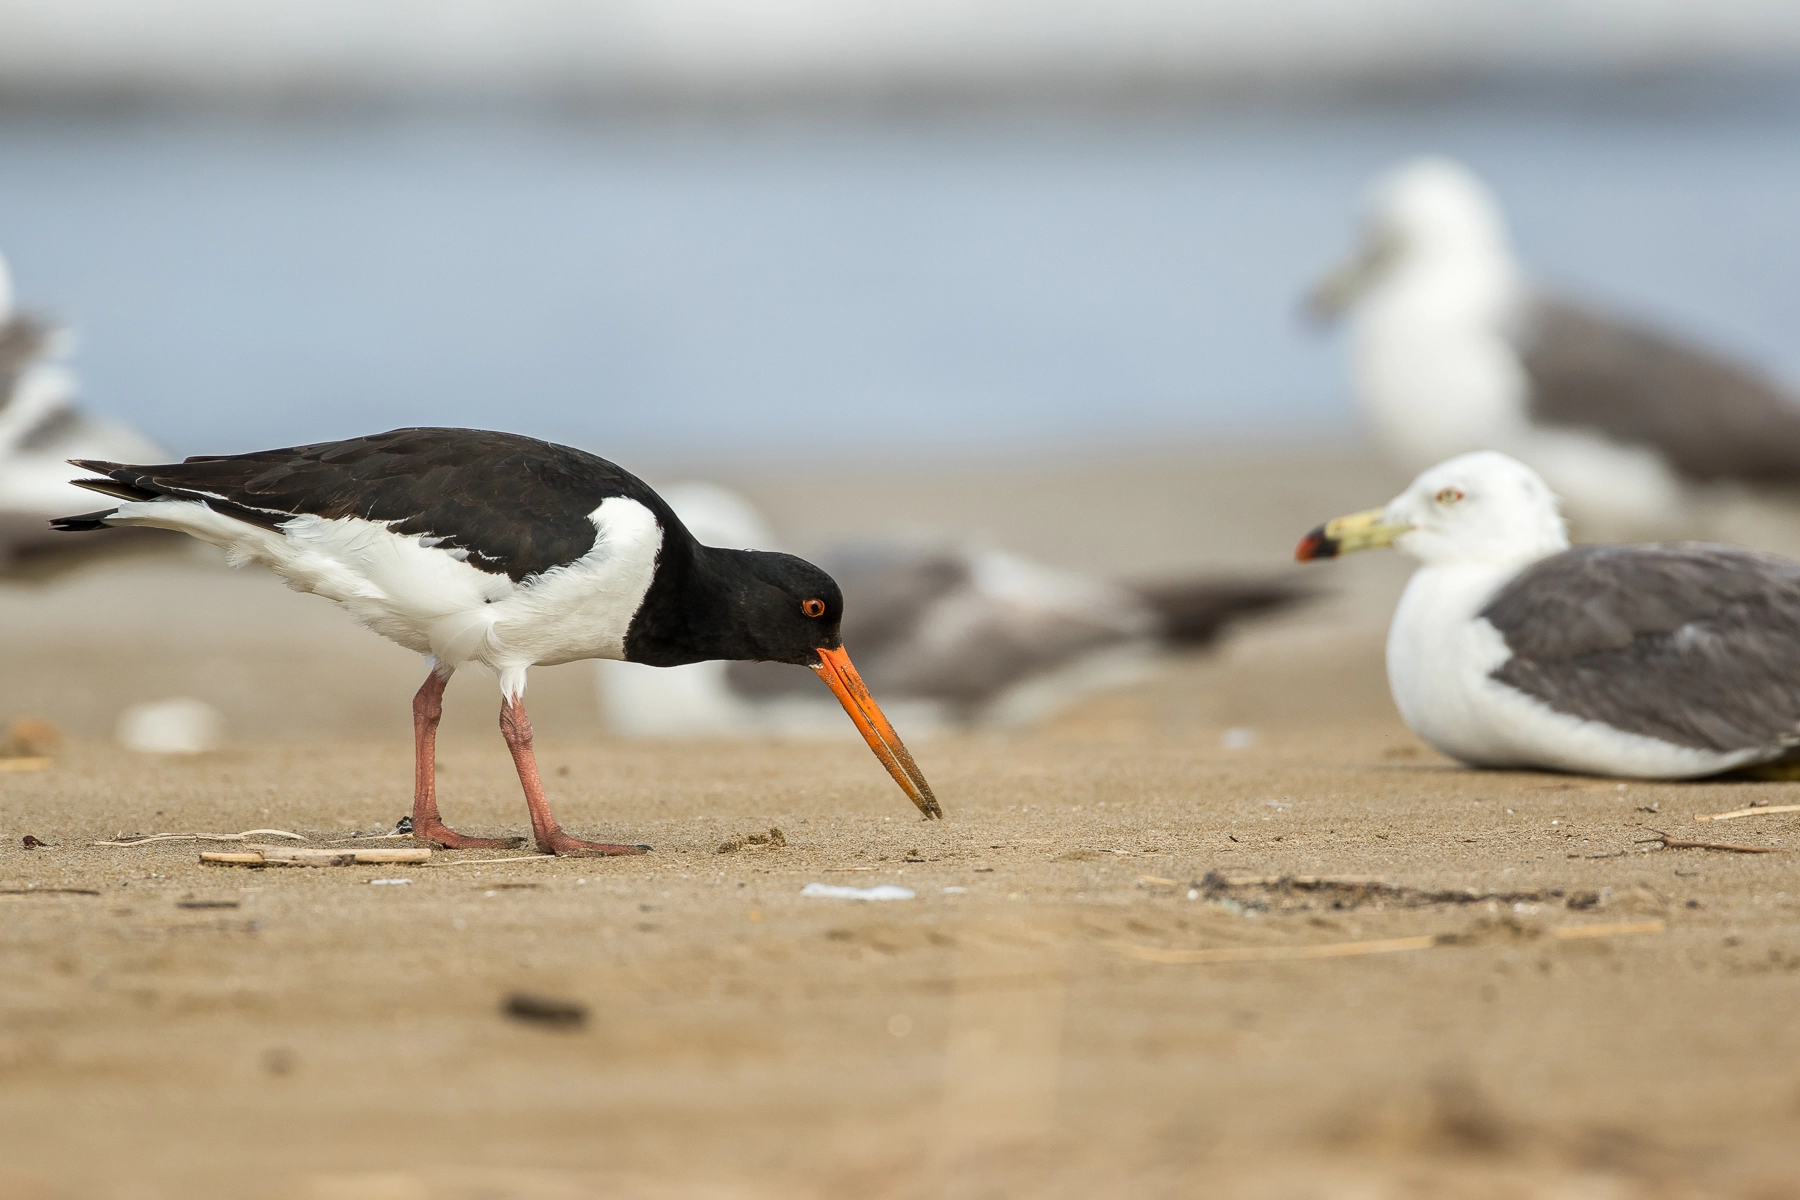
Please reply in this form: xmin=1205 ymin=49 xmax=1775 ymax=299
xmin=0 ymin=757 xmax=52 ymax=772
xmin=1693 ymin=804 xmax=1800 ymax=824
xmin=201 ymin=845 xmax=432 ymax=867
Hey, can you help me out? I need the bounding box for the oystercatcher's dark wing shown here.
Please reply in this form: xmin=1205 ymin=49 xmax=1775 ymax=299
xmin=61 ymin=427 xmax=676 ymax=582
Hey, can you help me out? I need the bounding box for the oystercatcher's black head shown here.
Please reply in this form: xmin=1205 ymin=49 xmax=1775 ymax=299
xmin=635 ymin=544 xmax=942 ymax=820
xmin=727 ymin=550 xmax=848 ymax=666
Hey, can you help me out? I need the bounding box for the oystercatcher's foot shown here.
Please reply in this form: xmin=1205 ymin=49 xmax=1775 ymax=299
xmin=412 ymin=821 xmax=527 ymax=850
xmin=537 ymin=832 xmax=652 ymax=857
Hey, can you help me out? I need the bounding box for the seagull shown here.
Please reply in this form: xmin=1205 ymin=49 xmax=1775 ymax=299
xmin=1296 ymin=449 xmax=1800 ymax=779
xmin=1307 ymin=157 xmax=1800 ymax=538
xmin=0 ymin=250 xmax=167 ymax=573
xmin=597 ymin=482 xmax=1305 ymax=735
xmin=53 ymin=428 xmax=941 ymax=854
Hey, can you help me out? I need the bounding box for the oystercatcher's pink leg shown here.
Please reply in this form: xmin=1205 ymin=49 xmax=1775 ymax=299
xmin=410 ymin=670 xmax=524 ymax=850
xmin=500 ymin=695 xmax=650 ymax=857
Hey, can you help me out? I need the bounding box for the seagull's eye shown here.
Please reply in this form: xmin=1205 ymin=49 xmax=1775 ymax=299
xmin=801 ymin=598 xmax=826 ymax=618
xmin=1435 ymin=488 xmax=1465 ymax=506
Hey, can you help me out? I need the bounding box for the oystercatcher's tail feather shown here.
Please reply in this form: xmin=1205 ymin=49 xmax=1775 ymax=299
xmin=49 ymin=508 xmax=121 ymax=532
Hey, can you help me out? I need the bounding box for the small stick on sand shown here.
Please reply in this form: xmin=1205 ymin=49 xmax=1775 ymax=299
xmin=433 ymin=855 xmax=556 ymax=867
xmin=95 ymin=829 xmax=308 ymax=848
xmin=1641 ymin=831 xmax=1780 ymax=854
xmin=1111 ymin=935 xmax=1439 ymax=965
xmin=1113 ymin=919 xmax=1666 ymax=965
xmin=1548 ymin=920 xmax=1665 ymax=940
xmin=1693 ymin=804 xmax=1800 ymax=824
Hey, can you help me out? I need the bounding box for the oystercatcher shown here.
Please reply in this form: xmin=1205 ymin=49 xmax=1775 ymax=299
xmin=54 ymin=427 xmax=941 ymax=854
xmin=1308 ymin=157 xmax=1800 ymax=539
xmin=1297 ymin=450 xmax=1800 ymax=779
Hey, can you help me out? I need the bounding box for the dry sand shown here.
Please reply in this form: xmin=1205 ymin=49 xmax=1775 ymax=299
xmin=1 ymin=447 xmax=1797 ymax=1199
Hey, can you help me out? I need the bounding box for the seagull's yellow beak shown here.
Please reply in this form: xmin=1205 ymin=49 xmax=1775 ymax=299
xmin=1295 ymin=508 xmax=1411 ymax=561
xmin=1303 ymin=231 xmax=1401 ymax=325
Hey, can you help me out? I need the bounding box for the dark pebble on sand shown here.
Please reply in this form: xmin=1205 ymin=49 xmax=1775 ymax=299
xmin=503 ymin=992 xmax=588 ymax=1029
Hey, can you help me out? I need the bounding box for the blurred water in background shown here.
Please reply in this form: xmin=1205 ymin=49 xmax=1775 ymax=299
xmin=0 ymin=82 xmax=1797 ymax=463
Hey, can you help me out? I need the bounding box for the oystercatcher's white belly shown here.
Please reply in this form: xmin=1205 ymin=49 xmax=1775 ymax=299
xmin=105 ymin=494 xmax=663 ymax=691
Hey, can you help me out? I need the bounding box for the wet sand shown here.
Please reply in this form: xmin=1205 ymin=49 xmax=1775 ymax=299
xmin=1 ymin=448 xmax=1797 ymax=1198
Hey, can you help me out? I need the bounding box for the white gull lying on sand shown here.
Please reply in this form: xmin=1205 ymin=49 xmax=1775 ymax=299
xmin=1298 ymin=451 xmax=1800 ymax=779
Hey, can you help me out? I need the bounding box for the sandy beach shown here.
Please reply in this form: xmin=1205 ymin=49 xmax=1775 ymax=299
xmin=1 ymin=447 xmax=1797 ymax=1199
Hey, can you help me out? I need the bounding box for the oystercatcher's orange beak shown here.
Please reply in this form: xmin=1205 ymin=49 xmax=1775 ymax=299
xmin=812 ymin=646 xmax=942 ymax=819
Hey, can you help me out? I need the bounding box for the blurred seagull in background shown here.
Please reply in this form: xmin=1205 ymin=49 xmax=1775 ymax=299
xmin=1308 ymin=157 xmax=1800 ymax=539
xmin=1298 ymin=450 xmax=1800 ymax=779
xmin=0 ymin=249 xmax=166 ymax=574
xmin=598 ymin=483 xmax=1306 ymax=736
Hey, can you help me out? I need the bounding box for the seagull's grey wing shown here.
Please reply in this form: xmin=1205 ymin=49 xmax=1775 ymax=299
xmin=828 ymin=543 xmax=971 ymax=654
xmin=1482 ymin=543 xmax=1800 ymax=754
xmin=861 ymin=547 xmax=1152 ymax=709
xmin=1515 ymin=295 xmax=1800 ymax=484
xmin=1130 ymin=576 xmax=1312 ymax=647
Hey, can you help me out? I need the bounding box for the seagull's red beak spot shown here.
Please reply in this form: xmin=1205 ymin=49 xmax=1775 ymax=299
xmin=1295 ymin=525 xmax=1339 ymax=561
xmin=812 ymin=645 xmax=942 ymax=820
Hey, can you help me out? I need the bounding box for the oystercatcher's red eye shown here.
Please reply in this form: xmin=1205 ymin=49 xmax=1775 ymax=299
xmin=802 ymin=598 xmax=826 ymax=618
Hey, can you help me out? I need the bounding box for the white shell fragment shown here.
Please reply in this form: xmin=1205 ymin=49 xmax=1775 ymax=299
xmin=800 ymin=882 xmax=916 ymax=901
xmin=115 ymin=697 xmax=225 ymax=755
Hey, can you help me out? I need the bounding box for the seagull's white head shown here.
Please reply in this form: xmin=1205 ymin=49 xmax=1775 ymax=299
xmin=1307 ymin=157 xmax=1515 ymax=321
xmin=1369 ymin=158 xmax=1509 ymax=261
xmin=1297 ymin=451 xmax=1569 ymax=569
